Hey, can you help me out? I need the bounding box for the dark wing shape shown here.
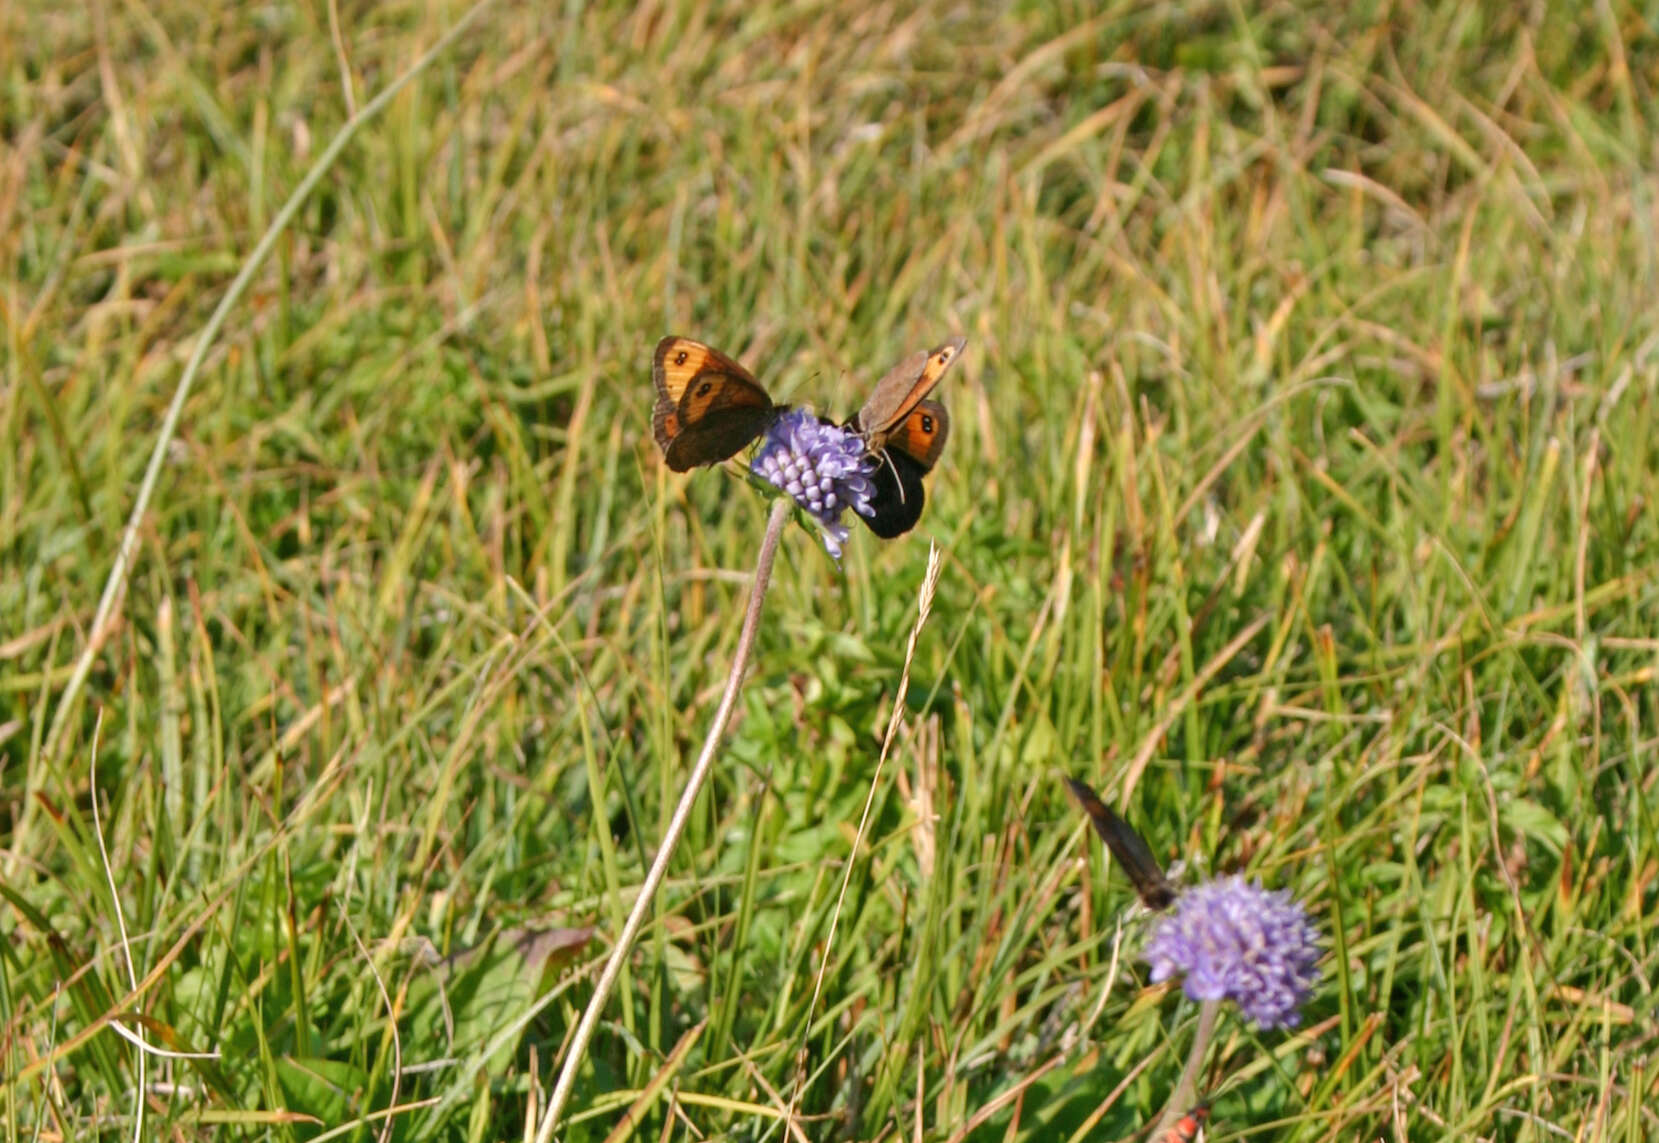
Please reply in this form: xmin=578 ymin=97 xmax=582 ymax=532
xmin=1065 ymin=776 xmax=1177 ymax=910
xmin=652 ymin=336 xmax=778 ymax=471
xmin=861 ymin=445 xmax=931 ymax=538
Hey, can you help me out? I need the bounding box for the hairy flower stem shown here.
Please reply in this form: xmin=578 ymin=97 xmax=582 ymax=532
xmin=1155 ymin=998 xmax=1220 ymax=1139
xmin=538 ymin=497 xmax=792 ymax=1143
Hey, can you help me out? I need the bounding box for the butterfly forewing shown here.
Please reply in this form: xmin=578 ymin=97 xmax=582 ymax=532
xmin=853 ymin=349 xmax=930 ymax=446
xmin=853 ymin=336 xmax=966 ymax=450
xmin=1065 ymin=777 xmax=1177 ymax=910
xmin=889 ymin=399 xmax=949 ymax=469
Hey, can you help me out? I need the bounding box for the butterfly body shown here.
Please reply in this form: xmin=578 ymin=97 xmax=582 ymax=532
xmin=1064 ymin=776 xmax=1178 ymax=910
xmin=847 ymin=336 xmax=965 ymax=537
xmin=652 ymin=336 xmax=782 ymax=471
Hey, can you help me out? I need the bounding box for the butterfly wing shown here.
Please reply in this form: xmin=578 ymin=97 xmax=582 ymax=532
xmin=862 ymin=447 xmax=929 ymax=538
xmin=859 ymin=401 xmax=949 ymax=538
xmin=848 ymin=334 xmax=963 ymax=540
xmin=886 ymin=398 xmax=949 ymax=469
xmin=1064 ymin=776 xmax=1177 ymax=910
xmin=850 ymin=348 xmax=928 ymax=445
xmin=652 ymin=336 xmax=778 ymax=472
xmin=851 ymin=336 xmax=966 ymax=450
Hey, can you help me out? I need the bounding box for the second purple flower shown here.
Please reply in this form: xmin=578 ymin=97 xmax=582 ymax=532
xmin=1143 ymin=874 xmax=1321 ymax=1030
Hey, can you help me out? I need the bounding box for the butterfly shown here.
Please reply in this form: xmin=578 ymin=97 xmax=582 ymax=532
xmin=1064 ymin=776 xmax=1177 ymax=910
xmin=846 ymin=336 xmax=966 ymax=538
xmin=1157 ymin=1103 xmax=1210 ymax=1143
xmin=651 ymin=336 xmax=784 ymax=472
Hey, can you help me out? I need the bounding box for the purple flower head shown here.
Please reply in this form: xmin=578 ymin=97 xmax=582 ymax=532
xmin=750 ymin=409 xmax=876 ymax=558
xmin=1144 ymin=875 xmax=1320 ymax=1030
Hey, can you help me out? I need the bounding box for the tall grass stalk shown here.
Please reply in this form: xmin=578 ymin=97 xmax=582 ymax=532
xmin=29 ymin=0 xmax=497 ymax=784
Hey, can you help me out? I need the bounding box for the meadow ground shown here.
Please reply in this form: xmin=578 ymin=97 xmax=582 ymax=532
xmin=4 ymin=1 xmax=1659 ymax=1140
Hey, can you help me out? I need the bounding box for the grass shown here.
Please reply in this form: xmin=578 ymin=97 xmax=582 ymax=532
xmin=3 ymin=0 xmax=1658 ymax=1139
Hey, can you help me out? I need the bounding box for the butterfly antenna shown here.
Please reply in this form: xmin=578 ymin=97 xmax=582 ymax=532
xmin=879 ymin=448 xmax=909 ymax=505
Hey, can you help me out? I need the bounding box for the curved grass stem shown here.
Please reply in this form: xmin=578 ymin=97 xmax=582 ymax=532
xmin=20 ymin=0 xmax=499 ymax=875
xmin=537 ymin=497 xmax=792 ymax=1143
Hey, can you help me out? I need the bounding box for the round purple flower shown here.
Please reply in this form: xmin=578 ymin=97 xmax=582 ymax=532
xmin=750 ymin=409 xmax=876 ymax=558
xmin=1143 ymin=875 xmax=1320 ymax=1030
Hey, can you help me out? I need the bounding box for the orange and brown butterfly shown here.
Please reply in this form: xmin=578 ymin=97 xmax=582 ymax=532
xmin=1156 ymin=1103 xmax=1210 ymax=1143
xmin=651 ymin=336 xmax=785 ymax=472
xmin=845 ymin=336 xmax=966 ymax=537
xmin=1064 ymin=776 xmax=1178 ymax=911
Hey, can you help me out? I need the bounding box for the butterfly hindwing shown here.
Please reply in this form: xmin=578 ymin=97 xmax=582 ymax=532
xmin=862 ymin=443 xmax=930 ymax=538
xmin=859 ymin=400 xmax=949 ymax=538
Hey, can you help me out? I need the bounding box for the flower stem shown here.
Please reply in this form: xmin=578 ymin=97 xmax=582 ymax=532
xmin=536 ymin=497 xmax=792 ymax=1143
xmin=1155 ymin=997 xmax=1220 ymax=1137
